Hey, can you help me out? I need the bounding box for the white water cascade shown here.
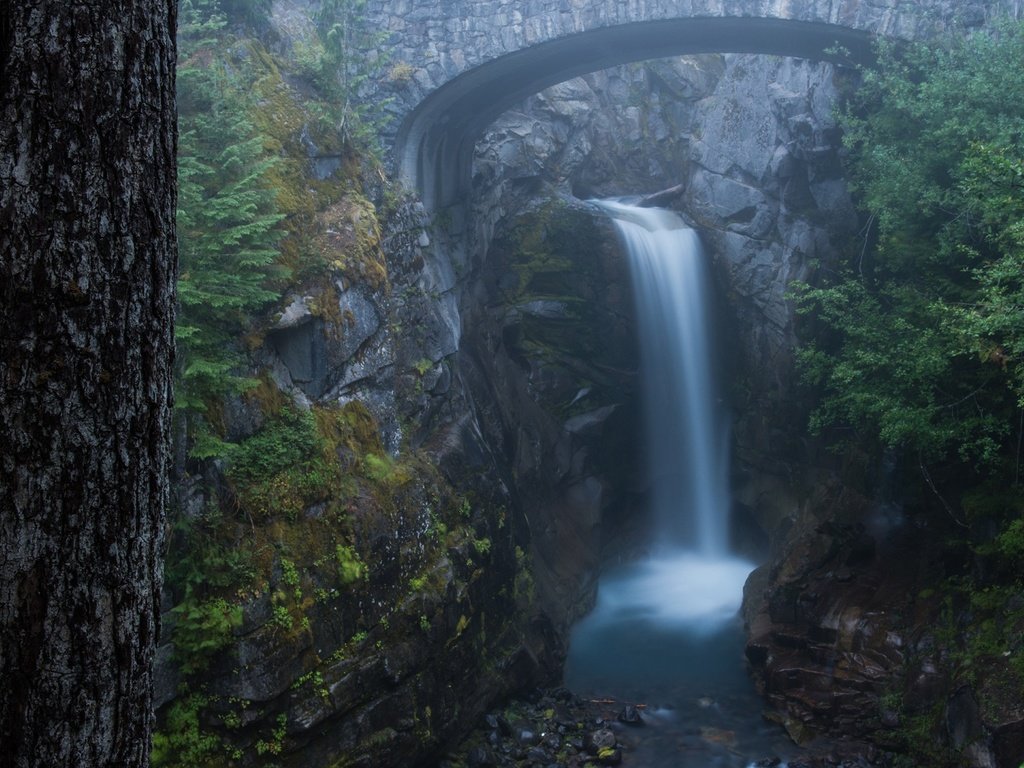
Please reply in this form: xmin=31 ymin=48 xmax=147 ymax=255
xmin=606 ymin=201 xmax=729 ymax=555
xmin=589 ymin=200 xmax=752 ymax=621
xmin=565 ymin=202 xmax=776 ymax=767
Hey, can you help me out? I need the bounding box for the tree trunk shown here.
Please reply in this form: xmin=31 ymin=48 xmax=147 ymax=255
xmin=0 ymin=3 xmax=176 ymax=766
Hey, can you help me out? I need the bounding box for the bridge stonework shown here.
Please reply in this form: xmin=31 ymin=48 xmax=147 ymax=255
xmin=362 ymin=0 xmax=1018 ymax=206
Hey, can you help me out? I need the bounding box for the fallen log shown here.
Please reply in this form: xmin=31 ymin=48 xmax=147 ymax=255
xmin=635 ymin=183 xmax=685 ymax=208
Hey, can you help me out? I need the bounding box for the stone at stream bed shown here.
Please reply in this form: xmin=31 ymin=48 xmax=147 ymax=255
xmin=468 ymin=745 xmax=498 ymax=767
xmin=444 ymin=689 xmax=616 ymax=767
xmin=616 ymin=704 xmax=645 ymax=726
xmin=584 ymin=727 xmax=617 ymax=753
xmin=513 ymin=724 xmax=541 ymax=745
xmin=446 ymin=685 xmax=895 ymax=767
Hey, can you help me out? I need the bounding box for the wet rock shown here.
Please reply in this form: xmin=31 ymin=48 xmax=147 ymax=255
xmin=514 ymin=724 xmax=540 ymax=746
xmin=333 ymin=282 xmax=381 ymax=363
xmin=525 ymin=746 xmax=548 ymax=762
xmin=468 ymin=745 xmax=497 ymax=767
xmin=617 ymin=703 xmax=645 ymax=726
xmin=497 ymin=714 xmax=514 ymax=737
xmin=584 ymin=728 xmax=617 ymax=753
xmin=563 ymin=405 xmax=618 ymax=438
xmin=942 ymin=684 xmax=983 ymax=753
xmin=269 ymin=317 xmax=328 ymax=397
xmin=275 ymin=295 xmax=314 ymax=329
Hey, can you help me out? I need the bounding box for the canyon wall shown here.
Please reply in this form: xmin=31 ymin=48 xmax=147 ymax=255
xmin=158 ymin=4 xmax=1024 ymax=763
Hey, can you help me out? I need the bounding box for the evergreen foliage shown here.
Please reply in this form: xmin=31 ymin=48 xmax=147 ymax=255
xmin=312 ymin=0 xmax=391 ymax=153
xmin=793 ymin=21 xmax=1024 ymax=477
xmin=792 ymin=28 xmax=1024 ymax=765
xmin=156 ymin=4 xmax=430 ymax=764
xmin=151 ymin=695 xmax=223 ymax=767
xmin=176 ymin=2 xmax=287 ymax=416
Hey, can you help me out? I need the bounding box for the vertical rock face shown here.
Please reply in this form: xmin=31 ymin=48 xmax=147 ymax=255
xmin=157 ymin=7 xmax=1024 ymax=762
xmin=155 ymin=42 xmax=867 ymax=767
xmin=468 ymin=51 xmax=858 ymax=550
xmin=457 ymin=197 xmax=642 ymax=635
xmin=158 ymin=180 xmax=560 ymax=768
xmin=154 ymin=9 xmax=560 ymax=766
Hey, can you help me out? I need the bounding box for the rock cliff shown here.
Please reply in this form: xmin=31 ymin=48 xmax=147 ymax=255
xmin=157 ymin=4 xmax=1024 ymax=764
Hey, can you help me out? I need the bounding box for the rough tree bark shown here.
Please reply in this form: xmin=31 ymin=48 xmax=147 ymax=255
xmin=0 ymin=2 xmax=176 ymax=766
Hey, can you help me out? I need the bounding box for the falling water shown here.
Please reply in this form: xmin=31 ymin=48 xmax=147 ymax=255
xmin=564 ymin=202 xmax=784 ymax=767
xmin=601 ymin=200 xmax=729 ymax=555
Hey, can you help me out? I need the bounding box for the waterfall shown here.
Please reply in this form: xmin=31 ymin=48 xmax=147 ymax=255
xmin=564 ymin=199 xmax=752 ymax=631
xmin=563 ymin=203 xmax=782 ymax=768
xmin=596 ymin=200 xmax=729 ymax=556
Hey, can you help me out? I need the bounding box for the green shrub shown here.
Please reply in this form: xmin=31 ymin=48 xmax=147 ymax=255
xmin=172 ymin=597 xmax=243 ymax=674
xmin=227 ymin=407 xmax=319 ymax=484
xmin=152 ymin=694 xmax=222 ymax=767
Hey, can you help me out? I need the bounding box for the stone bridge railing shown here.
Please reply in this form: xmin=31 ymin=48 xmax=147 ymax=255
xmin=361 ymin=0 xmax=1018 ymax=207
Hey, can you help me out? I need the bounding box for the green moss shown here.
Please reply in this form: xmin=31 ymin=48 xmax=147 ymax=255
xmin=227 ymin=401 xmax=395 ymax=521
xmin=365 ymin=727 xmax=399 ymax=747
xmin=311 ymin=194 xmax=389 ymax=290
xmin=502 ymin=200 xmax=603 ymax=303
xmin=513 ymin=546 xmax=535 ymax=603
xmin=271 ymin=603 xmax=294 ymax=630
xmin=314 ymin=400 xmax=383 ymax=457
xmin=335 ymin=543 xmax=365 ymax=583
xmin=408 ymin=575 xmax=428 ymax=592
xmin=292 ymin=669 xmax=329 ymax=699
xmin=281 ymin=557 xmax=300 ymax=587
xmin=362 ymin=452 xmax=413 ymax=488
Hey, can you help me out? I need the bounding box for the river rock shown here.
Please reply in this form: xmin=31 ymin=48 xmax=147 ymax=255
xmin=468 ymin=745 xmax=497 ymax=767
xmin=617 ymin=703 xmax=645 ymax=726
xmin=584 ymin=728 xmax=617 ymax=753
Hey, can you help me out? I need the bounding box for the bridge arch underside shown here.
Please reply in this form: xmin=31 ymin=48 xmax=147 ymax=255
xmin=396 ymin=16 xmax=874 ymax=209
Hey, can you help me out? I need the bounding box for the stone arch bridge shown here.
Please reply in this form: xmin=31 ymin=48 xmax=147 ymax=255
xmin=362 ymin=0 xmax=1016 ymax=208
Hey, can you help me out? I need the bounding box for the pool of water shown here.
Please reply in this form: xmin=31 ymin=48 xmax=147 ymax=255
xmin=563 ymin=552 xmax=799 ymax=768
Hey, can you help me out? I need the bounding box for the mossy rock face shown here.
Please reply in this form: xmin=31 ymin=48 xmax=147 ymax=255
xmin=158 ymin=389 xmax=537 ymax=767
xmin=314 ymin=196 xmax=388 ymax=291
xmin=484 ymin=198 xmax=638 ymax=418
xmin=162 ymin=43 xmax=541 ymax=758
xmin=162 ymin=43 xmax=537 ymax=765
xmin=465 ymin=192 xmax=645 ymax=591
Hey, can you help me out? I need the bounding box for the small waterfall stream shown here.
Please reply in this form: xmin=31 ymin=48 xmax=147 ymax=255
xmin=564 ymin=202 xmax=793 ymax=766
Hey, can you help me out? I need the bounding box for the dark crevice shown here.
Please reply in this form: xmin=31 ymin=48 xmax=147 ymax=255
xmin=0 ymin=4 xmax=12 ymax=85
